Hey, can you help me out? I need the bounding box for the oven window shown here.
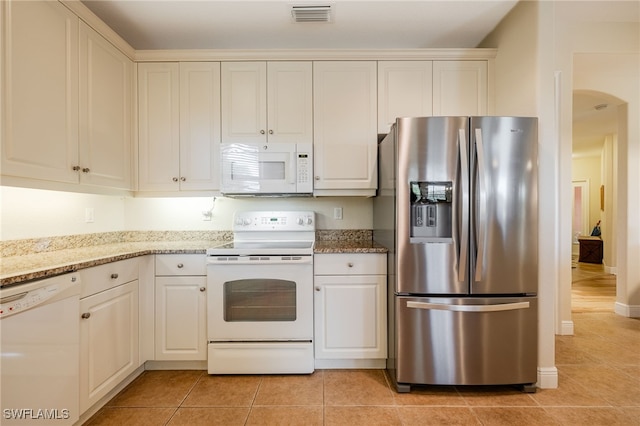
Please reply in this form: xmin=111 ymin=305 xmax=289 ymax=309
xmin=223 ymin=279 xmax=296 ymax=322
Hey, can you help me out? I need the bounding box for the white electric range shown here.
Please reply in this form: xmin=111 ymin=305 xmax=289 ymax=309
xmin=206 ymin=210 xmax=315 ymax=374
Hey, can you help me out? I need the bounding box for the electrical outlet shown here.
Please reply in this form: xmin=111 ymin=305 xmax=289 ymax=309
xmin=333 ymin=207 xmax=343 ymax=220
xmin=85 ymin=207 xmax=95 ymax=223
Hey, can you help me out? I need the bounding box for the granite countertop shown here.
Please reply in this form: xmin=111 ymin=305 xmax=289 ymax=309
xmin=1 ymin=233 xmax=388 ymax=287
xmin=313 ymin=240 xmax=388 ymax=254
xmin=0 ymin=240 xmax=223 ymax=287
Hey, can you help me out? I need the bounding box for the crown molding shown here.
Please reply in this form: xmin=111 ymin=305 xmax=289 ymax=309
xmin=135 ymin=48 xmax=498 ymax=62
xmin=60 ymin=0 xmax=136 ymax=60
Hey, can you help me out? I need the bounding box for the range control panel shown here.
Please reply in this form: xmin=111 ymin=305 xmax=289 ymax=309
xmin=233 ymin=210 xmax=315 ymax=231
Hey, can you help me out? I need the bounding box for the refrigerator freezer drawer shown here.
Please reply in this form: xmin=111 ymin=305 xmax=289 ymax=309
xmin=395 ymin=296 xmax=537 ymax=386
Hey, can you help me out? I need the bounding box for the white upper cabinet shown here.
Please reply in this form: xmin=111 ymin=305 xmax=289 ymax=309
xmin=313 ymin=61 xmax=378 ymax=196
xmin=79 ymin=22 xmax=133 ymax=189
xmin=432 ymin=60 xmax=488 ymax=116
xmin=1 ymin=1 xmax=134 ymax=190
xmin=2 ymin=0 xmax=79 ymax=184
xmin=138 ymin=62 xmax=221 ymax=192
xmin=377 ymin=61 xmax=433 ymax=133
xmin=221 ymin=61 xmax=312 ymax=145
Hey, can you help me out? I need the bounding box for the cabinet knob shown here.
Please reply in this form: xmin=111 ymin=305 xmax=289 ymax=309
xmin=315 ymin=286 xmax=321 ymax=291
xmin=348 ymin=262 xmax=354 ymax=268
xmin=72 ymin=166 xmax=81 ymax=171
xmin=200 ymin=287 xmax=206 ymax=292
xmin=173 ymin=177 xmax=179 ymax=182
xmin=81 ymin=312 xmax=91 ymax=319
xmin=268 ymin=130 xmax=273 ymax=135
xmin=177 ymin=263 xmax=184 ymax=268
xmin=82 ymin=167 xmax=90 ymax=173
xmin=260 ymin=130 xmax=266 ymax=135
xmin=315 ymin=176 xmax=320 ymax=180
xmin=110 ymin=273 xmax=119 ymax=279
xmin=180 ymin=177 xmax=186 ymax=182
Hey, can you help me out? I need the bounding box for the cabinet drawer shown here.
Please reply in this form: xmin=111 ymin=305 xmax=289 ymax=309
xmin=314 ymin=253 xmax=386 ymax=276
xmin=80 ymin=258 xmax=139 ymax=298
xmin=155 ymin=254 xmax=206 ymax=276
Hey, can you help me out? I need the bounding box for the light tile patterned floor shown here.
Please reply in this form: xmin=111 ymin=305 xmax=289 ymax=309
xmin=86 ymin=262 xmax=639 ymax=425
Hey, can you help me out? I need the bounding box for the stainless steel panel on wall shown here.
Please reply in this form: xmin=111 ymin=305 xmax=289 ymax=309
xmin=396 ymin=116 xmax=469 ymax=295
xmin=395 ymin=295 xmax=538 ymax=386
xmin=469 ymin=117 xmax=538 ymax=295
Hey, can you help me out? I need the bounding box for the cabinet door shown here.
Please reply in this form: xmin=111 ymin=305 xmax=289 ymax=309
xmin=221 ymin=62 xmax=267 ymax=144
xmin=377 ymin=61 xmax=433 ymax=133
xmin=179 ymin=62 xmax=221 ymax=191
xmin=80 ymin=280 xmax=139 ymax=413
xmin=314 ymin=275 xmax=387 ymax=359
xmin=1 ymin=0 xmax=79 ymax=183
xmin=267 ymin=62 xmax=313 ymax=144
xmin=155 ymin=276 xmax=207 ymax=360
xmin=313 ymin=61 xmax=377 ymax=195
xmin=433 ymin=61 xmax=487 ymax=116
xmin=138 ymin=62 xmax=180 ymax=191
xmin=79 ymin=22 xmax=133 ymax=189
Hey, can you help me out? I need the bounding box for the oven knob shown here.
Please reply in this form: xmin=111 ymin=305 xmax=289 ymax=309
xmin=306 ymin=217 xmax=313 ymax=225
xmin=235 ymin=217 xmax=244 ymax=226
xmin=243 ymin=218 xmax=252 ymax=226
xmin=297 ymin=217 xmax=304 ymax=225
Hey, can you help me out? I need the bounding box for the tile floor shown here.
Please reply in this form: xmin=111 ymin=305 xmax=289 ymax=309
xmin=86 ymin=261 xmax=639 ymax=425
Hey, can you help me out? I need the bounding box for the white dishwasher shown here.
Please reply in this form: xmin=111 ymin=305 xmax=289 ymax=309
xmin=0 ymin=273 xmax=80 ymax=425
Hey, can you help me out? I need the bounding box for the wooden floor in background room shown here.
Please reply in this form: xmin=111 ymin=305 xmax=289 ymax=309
xmin=571 ymin=257 xmax=617 ymax=313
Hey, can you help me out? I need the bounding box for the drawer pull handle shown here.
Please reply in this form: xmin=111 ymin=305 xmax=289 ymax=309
xmin=81 ymin=312 xmax=91 ymax=319
xmin=110 ymin=273 xmax=119 ymax=279
xmin=200 ymin=287 xmax=206 ymax=292
xmin=348 ymin=262 xmax=354 ymax=268
xmin=177 ymin=263 xmax=184 ymax=268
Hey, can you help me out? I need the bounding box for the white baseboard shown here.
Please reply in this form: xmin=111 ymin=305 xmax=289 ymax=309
xmin=604 ymin=265 xmax=617 ymax=274
xmin=537 ymin=366 xmax=558 ymax=389
xmin=145 ymin=360 xmax=207 ymax=370
xmin=315 ymin=359 xmax=386 ymax=369
xmin=560 ymin=320 xmax=574 ymax=335
xmin=614 ymin=302 xmax=640 ymax=318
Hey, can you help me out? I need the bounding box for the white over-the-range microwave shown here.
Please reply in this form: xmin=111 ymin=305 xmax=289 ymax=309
xmin=220 ymin=142 xmax=313 ymax=196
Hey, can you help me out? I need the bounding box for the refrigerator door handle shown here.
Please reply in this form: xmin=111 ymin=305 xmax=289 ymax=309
xmin=458 ymin=128 xmax=469 ymax=283
xmin=407 ymin=301 xmax=530 ymax=313
xmin=474 ymin=128 xmax=488 ymax=282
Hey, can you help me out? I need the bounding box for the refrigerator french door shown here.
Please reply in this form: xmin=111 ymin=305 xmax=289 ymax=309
xmin=376 ymin=116 xmax=538 ymax=392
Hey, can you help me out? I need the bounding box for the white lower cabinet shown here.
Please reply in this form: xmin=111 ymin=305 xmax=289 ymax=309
xmin=314 ymin=253 xmax=387 ymax=366
xmin=79 ymin=259 xmax=139 ymax=413
xmin=154 ymin=255 xmax=207 ymax=360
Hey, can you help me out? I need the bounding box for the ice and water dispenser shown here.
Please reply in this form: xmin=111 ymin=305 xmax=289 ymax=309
xmin=409 ymin=181 xmax=453 ymax=242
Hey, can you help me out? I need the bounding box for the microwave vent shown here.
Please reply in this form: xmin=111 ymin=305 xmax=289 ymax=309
xmin=291 ymin=5 xmax=332 ymax=23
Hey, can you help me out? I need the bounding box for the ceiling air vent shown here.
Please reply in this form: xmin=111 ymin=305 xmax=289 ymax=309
xmin=291 ymin=5 xmax=332 ymax=23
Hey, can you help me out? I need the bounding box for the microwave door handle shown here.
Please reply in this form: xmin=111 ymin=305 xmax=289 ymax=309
xmin=289 ymin=152 xmax=296 ymax=184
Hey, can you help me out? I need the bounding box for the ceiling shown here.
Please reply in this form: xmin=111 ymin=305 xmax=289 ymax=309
xmin=573 ymin=92 xmax=621 ymax=158
xmin=80 ymin=0 xmax=519 ymax=50
xmin=81 ymin=0 xmax=625 ymax=156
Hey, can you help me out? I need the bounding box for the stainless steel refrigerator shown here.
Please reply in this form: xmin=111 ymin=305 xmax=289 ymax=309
xmin=373 ymin=116 xmax=538 ymax=393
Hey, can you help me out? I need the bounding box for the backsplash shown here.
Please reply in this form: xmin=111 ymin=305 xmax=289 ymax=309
xmin=1 ymin=229 xmax=372 ymax=257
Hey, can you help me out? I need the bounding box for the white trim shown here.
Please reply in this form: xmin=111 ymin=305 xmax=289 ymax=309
xmin=604 ymin=264 xmax=617 ymax=275
xmin=144 ymin=360 xmax=208 ymax=370
xmin=315 ymin=358 xmax=386 ymax=369
xmin=614 ymin=302 xmax=640 ymax=318
xmin=135 ymin=48 xmax=498 ymax=62
xmin=537 ymin=366 xmax=558 ymax=389
xmin=560 ymin=320 xmax=574 ymax=335
xmin=60 ymin=0 xmax=136 ymax=60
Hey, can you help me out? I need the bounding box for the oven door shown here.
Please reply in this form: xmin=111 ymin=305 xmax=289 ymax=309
xmin=220 ymin=143 xmax=297 ymax=194
xmin=207 ymin=255 xmax=313 ymax=341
